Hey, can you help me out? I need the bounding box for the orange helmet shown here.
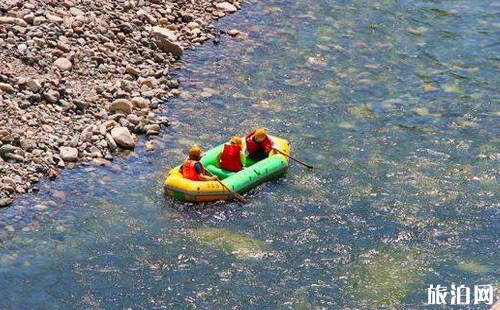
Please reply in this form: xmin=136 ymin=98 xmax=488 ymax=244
xmin=188 ymin=145 xmax=202 ymax=159
xmin=230 ymin=136 xmax=242 ymax=146
xmin=254 ymin=128 xmax=267 ymax=142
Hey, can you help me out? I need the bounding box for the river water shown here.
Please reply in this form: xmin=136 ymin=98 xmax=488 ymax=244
xmin=1 ymin=0 xmax=500 ymax=309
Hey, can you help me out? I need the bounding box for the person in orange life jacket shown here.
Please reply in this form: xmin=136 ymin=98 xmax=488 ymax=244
xmin=180 ymin=146 xmax=217 ymax=181
xmin=245 ymin=128 xmax=274 ymax=161
xmin=216 ymin=136 xmax=245 ymax=172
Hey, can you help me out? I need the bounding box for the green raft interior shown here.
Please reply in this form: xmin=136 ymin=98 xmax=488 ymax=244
xmin=189 ymin=144 xmax=288 ymax=193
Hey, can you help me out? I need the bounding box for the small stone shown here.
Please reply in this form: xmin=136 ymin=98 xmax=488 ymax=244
xmin=23 ymin=13 xmax=35 ymax=24
xmin=89 ymin=146 xmax=103 ymax=157
xmin=17 ymin=44 xmax=28 ymax=54
xmin=33 ymin=16 xmax=46 ymax=26
xmin=228 ymin=29 xmax=241 ymax=37
xmin=144 ymin=124 xmax=160 ymax=132
xmin=145 ymin=141 xmax=155 ymax=152
xmin=34 ymin=204 xmax=48 ymax=211
xmin=46 ymin=13 xmax=64 ymax=24
xmin=126 ymin=114 xmax=142 ymax=125
xmin=130 ymin=97 xmax=150 ymax=108
xmin=57 ymin=41 xmax=71 ymax=52
xmin=43 ymin=124 xmax=55 ymax=133
xmin=187 ymin=22 xmax=200 ymax=29
xmin=25 ymin=79 xmax=42 ymax=92
xmin=44 ymin=90 xmax=60 ymax=104
xmin=19 ymin=139 xmax=36 ymax=151
xmin=216 ymin=2 xmax=238 ymax=13
xmin=69 ymin=7 xmax=84 ymax=16
xmin=59 ymin=146 xmax=78 ymax=161
xmin=110 ymin=127 xmax=135 ymax=149
xmin=53 ymin=57 xmax=72 ymax=71
xmin=0 ymin=144 xmax=21 ymax=157
xmin=125 ymin=66 xmax=140 ymax=76
xmin=423 ymin=85 xmax=438 ymax=92
xmin=0 ymin=17 xmax=27 ymax=27
xmin=0 ymin=198 xmax=12 ymax=208
xmin=1 ymin=185 xmax=15 ymax=193
xmin=1 ymin=177 xmax=16 ymax=188
xmin=151 ymin=26 xmax=183 ymax=57
xmin=109 ymin=99 xmax=133 ymax=114
xmin=116 ymin=32 xmax=126 ymax=41
xmin=0 ymin=83 xmax=15 ymax=94
xmin=91 ymin=158 xmax=111 ymax=166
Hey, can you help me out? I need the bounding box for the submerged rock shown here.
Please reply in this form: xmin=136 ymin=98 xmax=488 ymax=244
xmin=191 ymin=227 xmax=267 ymax=259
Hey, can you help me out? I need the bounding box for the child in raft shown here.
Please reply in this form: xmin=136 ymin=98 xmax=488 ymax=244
xmin=180 ymin=146 xmax=217 ymax=181
xmin=245 ymin=128 xmax=274 ymax=161
xmin=216 ymin=136 xmax=246 ymax=172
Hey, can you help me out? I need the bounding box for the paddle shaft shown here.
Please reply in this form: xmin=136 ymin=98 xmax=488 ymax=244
xmin=273 ymin=148 xmax=314 ymax=169
xmin=205 ymin=170 xmax=247 ymax=204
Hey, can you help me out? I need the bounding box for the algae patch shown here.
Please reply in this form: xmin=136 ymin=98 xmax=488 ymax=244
xmin=190 ymin=228 xmax=267 ymax=259
xmin=349 ymin=248 xmax=429 ymax=307
xmin=457 ymin=260 xmax=493 ymax=274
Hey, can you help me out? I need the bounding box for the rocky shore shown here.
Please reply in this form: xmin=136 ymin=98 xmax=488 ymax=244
xmin=0 ymin=0 xmax=243 ymax=207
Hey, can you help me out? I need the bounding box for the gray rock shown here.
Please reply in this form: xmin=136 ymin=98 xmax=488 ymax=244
xmin=0 ymin=83 xmax=15 ymax=94
xmin=1 ymin=177 xmax=16 ymax=188
xmin=145 ymin=141 xmax=155 ymax=152
xmin=44 ymin=90 xmax=60 ymax=104
xmin=69 ymin=7 xmax=84 ymax=16
xmin=0 ymin=144 xmax=21 ymax=157
xmin=0 ymin=198 xmax=12 ymax=208
xmin=111 ymin=127 xmax=135 ymax=149
xmin=109 ymin=99 xmax=133 ymax=114
xmin=125 ymin=66 xmax=141 ymax=76
xmin=91 ymin=158 xmax=111 ymax=166
xmin=144 ymin=124 xmax=160 ymax=132
xmin=20 ymin=139 xmax=36 ymax=151
xmin=130 ymin=97 xmax=150 ymax=108
xmin=46 ymin=13 xmax=64 ymax=24
xmin=105 ymin=133 xmax=117 ymax=151
xmin=0 ymin=16 xmax=27 ymax=27
xmin=59 ymin=146 xmax=78 ymax=161
xmin=25 ymin=79 xmax=42 ymax=92
xmin=57 ymin=41 xmax=71 ymax=52
xmin=23 ymin=13 xmax=35 ymax=24
xmin=53 ymin=57 xmax=72 ymax=71
xmin=89 ymin=146 xmax=103 ymax=158
xmin=151 ymin=26 xmax=183 ymax=57
xmin=216 ymin=2 xmax=238 ymax=12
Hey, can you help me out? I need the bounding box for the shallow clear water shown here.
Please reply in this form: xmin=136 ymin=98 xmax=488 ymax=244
xmin=1 ymin=0 xmax=500 ymax=309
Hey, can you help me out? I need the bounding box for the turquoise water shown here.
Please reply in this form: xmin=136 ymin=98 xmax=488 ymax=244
xmin=1 ymin=0 xmax=500 ymax=308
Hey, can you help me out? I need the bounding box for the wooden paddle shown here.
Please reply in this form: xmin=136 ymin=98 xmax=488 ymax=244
xmin=273 ymin=148 xmax=314 ymax=169
xmin=205 ymin=170 xmax=247 ymax=204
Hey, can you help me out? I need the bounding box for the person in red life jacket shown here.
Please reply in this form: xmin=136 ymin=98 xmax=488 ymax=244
xmin=180 ymin=146 xmax=217 ymax=181
xmin=245 ymin=128 xmax=274 ymax=161
xmin=216 ymin=136 xmax=245 ymax=172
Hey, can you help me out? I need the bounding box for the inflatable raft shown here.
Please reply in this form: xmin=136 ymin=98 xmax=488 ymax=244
xmin=164 ymin=136 xmax=290 ymax=202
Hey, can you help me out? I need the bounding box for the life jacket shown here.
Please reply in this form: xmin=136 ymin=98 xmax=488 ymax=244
xmin=182 ymin=159 xmax=204 ymax=181
xmin=245 ymin=131 xmax=272 ymax=160
xmin=220 ymin=143 xmax=243 ymax=172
